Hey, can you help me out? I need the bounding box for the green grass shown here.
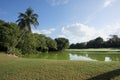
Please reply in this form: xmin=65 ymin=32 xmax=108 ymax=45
xmin=0 ymin=52 xmax=120 ymax=80
xmin=66 ymin=48 xmax=120 ymax=52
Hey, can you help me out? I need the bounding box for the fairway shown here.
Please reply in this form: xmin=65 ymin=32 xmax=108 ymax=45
xmin=0 ymin=53 xmax=120 ymax=80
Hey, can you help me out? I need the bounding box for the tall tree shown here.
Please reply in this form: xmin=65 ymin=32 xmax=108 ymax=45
xmin=86 ymin=37 xmax=104 ymax=48
xmin=55 ymin=38 xmax=69 ymax=51
xmin=16 ymin=7 xmax=39 ymax=32
xmin=46 ymin=37 xmax=57 ymax=51
xmin=106 ymin=35 xmax=120 ymax=48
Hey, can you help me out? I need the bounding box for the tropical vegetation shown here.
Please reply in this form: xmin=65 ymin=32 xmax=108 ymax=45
xmin=0 ymin=8 xmax=69 ymax=56
xmin=16 ymin=7 xmax=39 ymax=32
xmin=0 ymin=7 xmax=120 ymax=80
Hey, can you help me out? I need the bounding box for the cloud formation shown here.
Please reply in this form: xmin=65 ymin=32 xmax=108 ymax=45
xmin=103 ymin=0 xmax=115 ymax=8
xmin=60 ymin=23 xmax=120 ymax=43
xmin=32 ymin=28 xmax=55 ymax=35
xmin=45 ymin=0 xmax=69 ymax=6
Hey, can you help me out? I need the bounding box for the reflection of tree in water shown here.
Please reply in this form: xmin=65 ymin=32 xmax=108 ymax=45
xmin=39 ymin=52 xmax=70 ymax=60
xmin=57 ymin=52 xmax=70 ymax=60
xmin=70 ymin=52 xmax=120 ymax=61
xmin=69 ymin=53 xmax=96 ymax=61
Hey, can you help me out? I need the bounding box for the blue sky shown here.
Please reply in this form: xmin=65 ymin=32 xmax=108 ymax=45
xmin=0 ymin=0 xmax=120 ymax=43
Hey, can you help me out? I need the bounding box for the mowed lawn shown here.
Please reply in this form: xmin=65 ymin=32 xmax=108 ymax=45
xmin=0 ymin=53 xmax=120 ymax=80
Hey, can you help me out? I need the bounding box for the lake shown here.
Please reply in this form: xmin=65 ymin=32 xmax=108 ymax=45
xmin=24 ymin=51 xmax=120 ymax=61
xmin=69 ymin=52 xmax=120 ymax=61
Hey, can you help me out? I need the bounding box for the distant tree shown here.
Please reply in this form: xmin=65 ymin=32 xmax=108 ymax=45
xmin=69 ymin=43 xmax=76 ymax=49
xmin=94 ymin=37 xmax=104 ymax=48
xmin=78 ymin=42 xmax=87 ymax=48
xmin=87 ymin=37 xmax=104 ymax=48
xmin=16 ymin=7 xmax=39 ymax=32
xmin=46 ymin=37 xmax=57 ymax=51
xmin=34 ymin=34 xmax=48 ymax=52
xmin=70 ymin=42 xmax=87 ymax=49
xmin=105 ymin=35 xmax=120 ymax=48
xmin=55 ymin=38 xmax=69 ymax=51
xmin=86 ymin=40 xmax=94 ymax=48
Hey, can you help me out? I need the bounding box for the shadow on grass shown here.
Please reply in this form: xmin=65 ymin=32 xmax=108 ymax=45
xmin=87 ymin=69 xmax=120 ymax=80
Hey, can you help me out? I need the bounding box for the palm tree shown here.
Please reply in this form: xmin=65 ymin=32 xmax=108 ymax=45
xmin=16 ymin=7 xmax=39 ymax=32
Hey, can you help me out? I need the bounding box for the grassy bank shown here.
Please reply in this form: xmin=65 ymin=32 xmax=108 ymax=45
xmin=0 ymin=53 xmax=120 ymax=80
xmin=66 ymin=48 xmax=120 ymax=52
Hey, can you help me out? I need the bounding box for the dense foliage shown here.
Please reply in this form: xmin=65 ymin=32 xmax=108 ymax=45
xmin=0 ymin=20 xmax=69 ymax=55
xmin=70 ymin=36 xmax=120 ymax=49
xmin=46 ymin=37 xmax=57 ymax=51
xmin=0 ymin=8 xmax=70 ymax=55
xmin=55 ymin=38 xmax=69 ymax=51
xmin=0 ymin=21 xmax=20 ymax=52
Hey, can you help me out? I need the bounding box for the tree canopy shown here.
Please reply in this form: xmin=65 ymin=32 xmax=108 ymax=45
xmin=0 ymin=8 xmax=70 ymax=55
xmin=0 ymin=19 xmax=70 ymax=55
xmin=69 ymin=36 xmax=120 ymax=49
xmin=0 ymin=21 xmax=20 ymax=52
xmin=16 ymin=7 xmax=39 ymax=32
xmin=55 ymin=38 xmax=69 ymax=51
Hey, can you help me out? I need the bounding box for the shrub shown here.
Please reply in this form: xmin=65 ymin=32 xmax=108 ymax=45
xmin=16 ymin=33 xmax=38 ymax=54
xmin=7 ymin=47 xmax=22 ymax=56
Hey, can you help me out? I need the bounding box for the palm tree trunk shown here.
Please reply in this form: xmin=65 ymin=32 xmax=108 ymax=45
xmin=27 ymin=21 xmax=32 ymax=33
xmin=7 ymin=30 xmax=27 ymax=54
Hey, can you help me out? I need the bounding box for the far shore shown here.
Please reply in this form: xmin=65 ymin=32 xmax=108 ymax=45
xmin=66 ymin=48 xmax=120 ymax=52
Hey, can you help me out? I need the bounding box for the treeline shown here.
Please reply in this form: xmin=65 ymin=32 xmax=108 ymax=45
xmin=70 ymin=36 xmax=120 ymax=49
xmin=0 ymin=20 xmax=69 ymax=55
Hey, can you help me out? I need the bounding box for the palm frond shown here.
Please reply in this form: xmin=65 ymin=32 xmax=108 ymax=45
xmin=16 ymin=7 xmax=39 ymax=32
xmin=18 ymin=13 xmax=27 ymax=18
xmin=26 ymin=7 xmax=33 ymax=16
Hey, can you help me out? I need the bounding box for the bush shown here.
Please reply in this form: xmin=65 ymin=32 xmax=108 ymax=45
xmin=7 ymin=47 xmax=22 ymax=56
xmin=16 ymin=33 xmax=38 ymax=55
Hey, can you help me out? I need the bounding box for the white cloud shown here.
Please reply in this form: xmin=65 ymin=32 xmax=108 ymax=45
xmin=103 ymin=0 xmax=115 ymax=8
xmin=32 ymin=28 xmax=55 ymax=35
xmin=99 ymin=23 xmax=120 ymax=39
xmin=45 ymin=0 xmax=69 ymax=6
xmin=60 ymin=23 xmax=120 ymax=43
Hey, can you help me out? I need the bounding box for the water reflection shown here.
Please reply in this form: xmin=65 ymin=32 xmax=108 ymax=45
xmin=25 ymin=51 xmax=120 ymax=61
xmin=69 ymin=53 xmax=96 ymax=61
xmin=104 ymin=57 xmax=112 ymax=62
xmin=70 ymin=52 xmax=120 ymax=61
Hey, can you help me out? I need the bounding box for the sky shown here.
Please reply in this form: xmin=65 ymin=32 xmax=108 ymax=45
xmin=0 ymin=0 xmax=120 ymax=43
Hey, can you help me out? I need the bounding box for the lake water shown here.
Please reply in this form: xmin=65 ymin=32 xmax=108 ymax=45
xmin=25 ymin=51 xmax=120 ymax=61
xmin=69 ymin=52 xmax=120 ymax=61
